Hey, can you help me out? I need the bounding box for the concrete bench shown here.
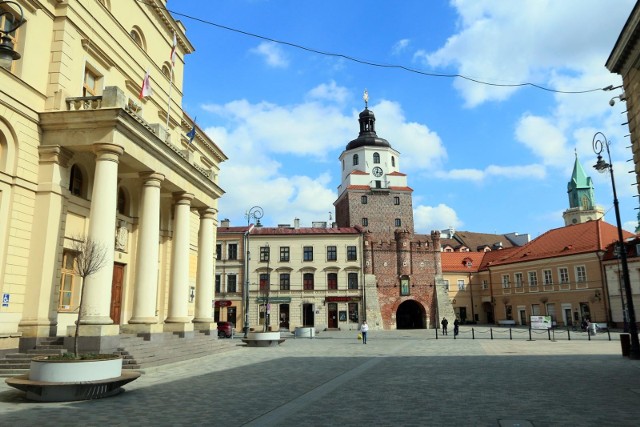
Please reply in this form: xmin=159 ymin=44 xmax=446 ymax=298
xmin=498 ymin=320 xmax=516 ymax=326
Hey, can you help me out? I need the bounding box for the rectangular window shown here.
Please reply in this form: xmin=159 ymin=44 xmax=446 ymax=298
xmin=362 ymin=218 xmax=368 ymax=227
xmin=58 ymin=251 xmax=78 ymax=311
xmin=215 ymin=274 xmax=221 ymax=293
xmin=457 ymin=279 xmax=465 ymax=291
xmin=576 ymin=266 xmax=587 ymax=283
xmin=395 ymin=218 xmax=401 ymax=227
xmin=361 ymin=195 xmax=367 ymax=204
xmin=559 ymin=267 xmax=569 ymax=284
xmin=482 ymin=280 xmax=488 ymax=290
xmin=227 ymin=274 xmax=237 ymax=293
xmin=528 ymin=271 xmax=538 ymax=287
xmin=83 ymin=66 xmax=100 ymax=96
xmin=303 ymin=246 xmax=313 ymax=261
xmin=443 ymin=280 xmax=449 ymax=291
xmin=279 ymin=273 xmax=290 ymax=290
xmin=394 ymin=196 xmax=400 ymax=205
xmin=280 ymin=246 xmax=290 ymax=262
xmin=260 ymin=246 xmax=270 ymax=262
xmin=347 ymin=246 xmax=357 ymax=261
xmin=228 ymin=243 xmax=238 ymax=260
xmin=303 ymin=273 xmax=314 ymax=290
xmin=531 ymin=304 xmax=541 ymax=316
xmin=514 ymin=273 xmax=523 ymax=288
xmin=327 ymin=246 xmax=337 ymax=261
xmin=328 ymin=273 xmax=338 ymax=290
xmin=216 ymin=244 xmax=222 ymax=261
xmin=543 ymin=269 xmax=553 ymax=285
xmin=348 ymin=272 xmax=358 ymax=290
xmin=259 ymin=273 xmax=269 ymax=291
xmin=501 ymin=274 xmax=510 ymax=288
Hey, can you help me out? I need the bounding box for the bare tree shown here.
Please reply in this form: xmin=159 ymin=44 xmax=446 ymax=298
xmin=71 ymin=236 xmax=108 ymax=356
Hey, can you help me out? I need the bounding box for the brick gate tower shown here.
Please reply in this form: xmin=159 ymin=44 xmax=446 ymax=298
xmin=334 ymin=92 xmax=445 ymax=330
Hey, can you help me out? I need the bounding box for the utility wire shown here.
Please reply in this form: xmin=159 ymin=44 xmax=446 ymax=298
xmin=143 ymin=0 xmax=610 ymax=95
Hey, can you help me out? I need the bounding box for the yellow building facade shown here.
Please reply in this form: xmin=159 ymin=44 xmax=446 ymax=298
xmin=0 ymin=0 xmax=225 ymax=352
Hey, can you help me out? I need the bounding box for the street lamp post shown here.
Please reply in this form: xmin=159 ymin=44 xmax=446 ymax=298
xmin=0 ymin=1 xmax=25 ymax=69
xmin=592 ymin=132 xmax=640 ymax=359
xmin=243 ymin=206 xmax=264 ymax=337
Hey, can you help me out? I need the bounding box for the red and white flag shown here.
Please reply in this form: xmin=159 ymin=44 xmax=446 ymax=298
xmin=170 ymin=33 xmax=177 ymax=67
xmin=139 ymin=69 xmax=152 ymax=99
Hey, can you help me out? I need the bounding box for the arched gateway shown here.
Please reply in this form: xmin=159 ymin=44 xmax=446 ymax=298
xmin=396 ymin=300 xmax=426 ymax=329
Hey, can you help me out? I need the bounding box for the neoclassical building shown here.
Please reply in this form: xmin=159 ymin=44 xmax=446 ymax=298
xmin=0 ymin=0 xmax=225 ymax=353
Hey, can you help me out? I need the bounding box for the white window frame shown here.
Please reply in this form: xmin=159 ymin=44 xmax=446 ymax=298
xmin=502 ymin=274 xmax=510 ymax=288
xmin=514 ymin=272 xmax=523 ymax=288
xmin=558 ymin=267 xmax=569 ymax=284
xmin=528 ymin=271 xmax=538 ymax=287
xmin=575 ymin=265 xmax=587 ymax=283
xmin=457 ymin=279 xmax=465 ymax=291
xmin=543 ymin=269 xmax=553 ymax=285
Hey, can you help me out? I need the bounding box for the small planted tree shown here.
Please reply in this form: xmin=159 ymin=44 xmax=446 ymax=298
xmin=71 ymin=235 xmax=108 ymax=357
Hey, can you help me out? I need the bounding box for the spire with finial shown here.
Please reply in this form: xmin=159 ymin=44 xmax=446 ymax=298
xmin=363 ymin=89 xmax=369 ymax=109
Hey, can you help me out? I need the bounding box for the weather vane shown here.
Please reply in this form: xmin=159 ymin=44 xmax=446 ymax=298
xmin=363 ymin=89 xmax=369 ymax=108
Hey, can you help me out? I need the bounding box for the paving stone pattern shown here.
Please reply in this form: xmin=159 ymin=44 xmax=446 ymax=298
xmin=1 ymin=330 xmax=639 ymax=426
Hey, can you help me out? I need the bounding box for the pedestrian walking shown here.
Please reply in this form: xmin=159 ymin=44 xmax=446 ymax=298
xmin=441 ymin=317 xmax=448 ymax=335
xmin=361 ymin=321 xmax=369 ymax=344
xmin=453 ymin=318 xmax=460 ymax=336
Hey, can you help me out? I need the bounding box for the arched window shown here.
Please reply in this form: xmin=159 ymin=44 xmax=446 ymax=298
xmin=130 ymin=26 xmax=146 ymax=51
xmin=353 ymin=154 xmax=359 ymax=166
xmin=373 ymin=152 xmax=380 ymax=164
xmin=69 ymin=164 xmax=83 ymax=197
xmin=162 ymin=64 xmax=172 ymax=79
xmin=391 ymin=156 xmax=395 ymax=167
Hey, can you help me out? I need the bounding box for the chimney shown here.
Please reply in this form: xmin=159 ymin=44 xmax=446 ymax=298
xmin=221 ymin=218 xmax=230 ymax=228
xmin=294 ymin=218 xmax=300 ymax=229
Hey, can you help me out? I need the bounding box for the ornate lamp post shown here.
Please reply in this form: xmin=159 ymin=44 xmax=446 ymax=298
xmin=0 ymin=1 xmax=25 ymax=69
xmin=242 ymin=206 xmax=263 ymax=337
xmin=592 ymin=132 xmax=640 ymax=359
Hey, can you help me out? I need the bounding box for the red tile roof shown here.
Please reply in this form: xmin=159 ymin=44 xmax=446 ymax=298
xmin=441 ymin=252 xmax=486 ymax=272
xmin=487 ymin=220 xmax=631 ymax=266
xmin=217 ymin=226 xmax=252 ymax=233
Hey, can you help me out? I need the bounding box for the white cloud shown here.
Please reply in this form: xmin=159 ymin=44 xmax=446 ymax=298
xmin=515 ymin=114 xmax=570 ymax=167
xmin=201 ymin=84 xmax=454 ymax=226
xmin=436 ymin=164 xmax=546 ymax=182
xmin=414 ymin=204 xmax=462 ymax=233
xmin=250 ymin=41 xmax=289 ymax=68
xmin=392 ymin=39 xmax=410 ymax=55
xmin=371 ymin=100 xmax=447 ymax=171
xmin=421 ymin=0 xmax=634 ymax=107
xmin=306 ymin=80 xmax=349 ymax=105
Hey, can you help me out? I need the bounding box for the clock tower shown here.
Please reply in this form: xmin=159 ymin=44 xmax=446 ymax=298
xmin=563 ymin=152 xmax=604 ymax=226
xmin=334 ymin=92 xmax=414 ymax=236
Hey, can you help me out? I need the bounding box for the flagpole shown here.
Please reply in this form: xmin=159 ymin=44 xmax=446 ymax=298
xmin=165 ymin=67 xmax=173 ymax=142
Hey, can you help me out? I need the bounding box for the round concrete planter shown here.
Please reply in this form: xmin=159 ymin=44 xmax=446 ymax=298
xmin=29 ymin=355 xmax=123 ymax=382
xmin=247 ymin=331 xmax=281 ymax=340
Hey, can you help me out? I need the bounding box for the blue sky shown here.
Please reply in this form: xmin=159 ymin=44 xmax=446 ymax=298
xmin=167 ymin=0 xmax=637 ymax=238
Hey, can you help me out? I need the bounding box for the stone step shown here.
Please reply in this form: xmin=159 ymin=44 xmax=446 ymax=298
xmin=0 ymin=361 xmax=30 ymax=369
xmin=0 ymin=368 xmax=29 ymax=378
xmin=26 ymin=349 xmax=67 ymax=355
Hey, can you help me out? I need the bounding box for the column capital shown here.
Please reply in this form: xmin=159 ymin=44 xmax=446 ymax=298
xmin=93 ymin=143 xmax=124 ymax=162
xmin=140 ymin=171 xmax=165 ymax=187
xmin=173 ymin=192 xmax=194 ymax=205
xmin=199 ymin=207 xmax=217 ymax=219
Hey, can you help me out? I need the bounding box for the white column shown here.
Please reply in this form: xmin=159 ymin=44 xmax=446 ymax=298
xmin=165 ymin=192 xmax=193 ymax=324
xmin=129 ymin=172 xmax=164 ymax=324
xmin=193 ymin=207 xmax=216 ymax=324
xmin=81 ymin=144 xmax=123 ymax=325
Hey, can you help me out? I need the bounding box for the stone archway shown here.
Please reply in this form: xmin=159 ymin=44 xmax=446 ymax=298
xmin=396 ymin=300 xmax=425 ymax=329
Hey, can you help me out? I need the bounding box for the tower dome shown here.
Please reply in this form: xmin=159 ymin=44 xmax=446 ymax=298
xmin=345 ymin=107 xmax=391 ymax=150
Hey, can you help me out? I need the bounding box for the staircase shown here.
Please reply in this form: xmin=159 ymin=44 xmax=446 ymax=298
xmin=0 ymin=332 xmax=241 ymax=377
xmin=0 ymin=337 xmax=67 ymax=377
xmin=114 ymin=331 xmax=240 ymax=370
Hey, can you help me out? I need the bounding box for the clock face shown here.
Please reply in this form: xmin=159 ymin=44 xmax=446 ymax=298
xmin=372 ymin=167 xmax=383 ymax=177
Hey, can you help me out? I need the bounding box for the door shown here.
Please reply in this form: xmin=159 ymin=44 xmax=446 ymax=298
xmin=328 ymin=303 xmax=338 ymax=328
xmin=228 ymin=307 xmax=237 ymax=327
xmin=519 ymin=309 xmax=527 ymax=326
xmin=564 ymin=308 xmax=572 ymax=326
xmin=110 ymin=263 xmax=125 ymax=325
xmin=279 ymin=304 xmax=289 ymax=330
xmin=302 ymin=303 xmax=314 ymax=327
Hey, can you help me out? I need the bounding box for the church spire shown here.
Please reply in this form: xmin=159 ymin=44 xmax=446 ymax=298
xmin=563 ymin=152 xmax=603 ymax=225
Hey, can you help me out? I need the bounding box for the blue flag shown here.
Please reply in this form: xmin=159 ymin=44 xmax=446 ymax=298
xmin=186 ymin=117 xmax=197 ymax=144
